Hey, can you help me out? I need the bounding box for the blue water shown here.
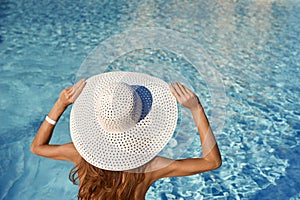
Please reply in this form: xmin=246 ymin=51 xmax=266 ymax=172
xmin=1 ymin=0 xmax=300 ymax=199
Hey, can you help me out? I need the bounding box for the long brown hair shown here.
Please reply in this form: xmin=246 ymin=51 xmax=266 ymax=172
xmin=69 ymin=158 xmax=146 ymax=200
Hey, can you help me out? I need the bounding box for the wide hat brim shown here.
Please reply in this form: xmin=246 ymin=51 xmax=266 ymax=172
xmin=70 ymin=71 xmax=178 ymax=171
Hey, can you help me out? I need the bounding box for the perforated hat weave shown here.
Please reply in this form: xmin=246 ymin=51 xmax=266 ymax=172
xmin=70 ymin=71 xmax=178 ymax=171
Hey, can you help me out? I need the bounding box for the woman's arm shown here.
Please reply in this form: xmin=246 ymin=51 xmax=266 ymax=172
xmin=151 ymin=82 xmax=222 ymax=178
xmin=30 ymin=79 xmax=86 ymax=164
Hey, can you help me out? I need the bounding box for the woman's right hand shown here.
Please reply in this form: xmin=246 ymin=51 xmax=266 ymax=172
xmin=151 ymin=82 xmax=221 ymax=180
xmin=168 ymin=82 xmax=201 ymax=111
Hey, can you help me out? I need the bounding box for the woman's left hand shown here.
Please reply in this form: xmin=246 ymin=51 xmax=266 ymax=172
xmin=58 ymin=79 xmax=86 ymax=107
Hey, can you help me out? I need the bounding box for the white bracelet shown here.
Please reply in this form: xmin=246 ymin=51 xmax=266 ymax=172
xmin=45 ymin=115 xmax=56 ymax=125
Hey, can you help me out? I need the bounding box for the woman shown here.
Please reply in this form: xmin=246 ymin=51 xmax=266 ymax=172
xmin=31 ymin=72 xmax=221 ymax=200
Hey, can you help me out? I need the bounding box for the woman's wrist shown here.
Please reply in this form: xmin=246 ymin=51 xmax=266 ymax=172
xmin=56 ymin=98 xmax=69 ymax=109
xmin=45 ymin=115 xmax=57 ymax=125
xmin=190 ymin=103 xmax=204 ymax=113
xmin=47 ymin=99 xmax=68 ymax=122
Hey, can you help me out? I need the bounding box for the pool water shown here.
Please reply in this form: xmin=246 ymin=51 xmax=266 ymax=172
xmin=1 ymin=0 xmax=300 ymax=199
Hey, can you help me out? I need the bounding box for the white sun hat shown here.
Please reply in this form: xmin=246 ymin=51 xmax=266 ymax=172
xmin=70 ymin=71 xmax=178 ymax=171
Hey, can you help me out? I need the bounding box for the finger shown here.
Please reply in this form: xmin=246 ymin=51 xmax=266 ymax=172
xmin=173 ymin=82 xmax=185 ymax=97
xmin=181 ymin=84 xmax=195 ymax=96
xmin=176 ymin=82 xmax=189 ymax=95
xmin=69 ymin=79 xmax=84 ymax=92
xmin=76 ymin=80 xmax=86 ymax=94
xmin=65 ymin=86 xmax=73 ymax=92
xmin=68 ymin=79 xmax=86 ymax=95
xmin=73 ymin=79 xmax=85 ymax=91
xmin=66 ymin=88 xmax=76 ymax=100
xmin=169 ymin=83 xmax=180 ymax=98
xmin=72 ymin=80 xmax=87 ymax=101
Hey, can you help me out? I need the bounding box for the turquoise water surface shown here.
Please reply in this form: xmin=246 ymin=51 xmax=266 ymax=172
xmin=1 ymin=0 xmax=300 ymax=199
